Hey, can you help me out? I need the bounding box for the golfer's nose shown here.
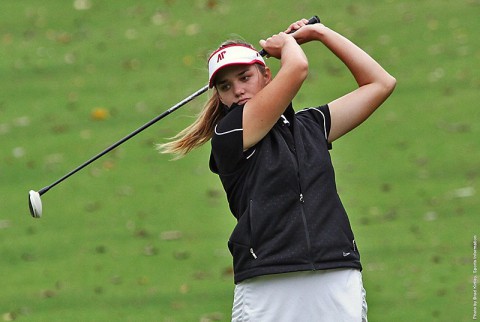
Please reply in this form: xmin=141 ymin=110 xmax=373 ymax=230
xmin=233 ymin=83 xmax=245 ymax=97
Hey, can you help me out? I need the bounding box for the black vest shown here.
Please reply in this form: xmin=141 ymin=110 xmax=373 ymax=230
xmin=210 ymin=104 xmax=362 ymax=284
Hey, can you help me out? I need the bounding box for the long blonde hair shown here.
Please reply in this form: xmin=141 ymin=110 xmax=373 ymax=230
xmin=157 ymin=39 xmax=264 ymax=159
xmin=156 ymin=90 xmax=225 ymax=158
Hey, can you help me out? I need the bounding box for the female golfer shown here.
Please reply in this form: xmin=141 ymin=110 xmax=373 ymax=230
xmin=159 ymin=18 xmax=396 ymax=321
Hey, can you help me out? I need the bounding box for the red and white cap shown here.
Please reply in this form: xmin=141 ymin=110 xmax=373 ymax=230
xmin=208 ymin=44 xmax=265 ymax=88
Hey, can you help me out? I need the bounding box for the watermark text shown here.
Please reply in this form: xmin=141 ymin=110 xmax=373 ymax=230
xmin=474 ymin=235 xmax=477 ymax=320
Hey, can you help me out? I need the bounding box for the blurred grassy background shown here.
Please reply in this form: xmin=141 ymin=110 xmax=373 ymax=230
xmin=1 ymin=0 xmax=478 ymax=321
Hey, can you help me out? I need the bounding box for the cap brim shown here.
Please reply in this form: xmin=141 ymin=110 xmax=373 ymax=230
xmin=209 ymin=60 xmax=265 ymax=88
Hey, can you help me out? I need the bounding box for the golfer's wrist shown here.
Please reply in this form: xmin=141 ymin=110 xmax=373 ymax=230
xmin=310 ymin=24 xmax=328 ymax=42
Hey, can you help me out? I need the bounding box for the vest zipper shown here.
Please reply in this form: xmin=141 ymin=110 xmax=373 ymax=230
xmin=289 ymin=125 xmax=314 ymax=269
xmin=298 ymin=189 xmax=313 ymax=268
xmin=249 ymin=200 xmax=257 ymax=259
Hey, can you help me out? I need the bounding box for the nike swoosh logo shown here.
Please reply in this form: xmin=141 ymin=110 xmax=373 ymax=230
xmin=343 ymin=252 xmax=351 ymax=257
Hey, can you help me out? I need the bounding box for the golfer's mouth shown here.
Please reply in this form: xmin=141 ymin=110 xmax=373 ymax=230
xmin=237 ymin=98 xmax=250 ymax=105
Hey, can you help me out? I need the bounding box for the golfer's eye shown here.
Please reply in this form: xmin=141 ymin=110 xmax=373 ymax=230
xmin=218 ymin=83 xmax=231 ymax=92
xmin=241 ymin=72 xmax=254 ymax=82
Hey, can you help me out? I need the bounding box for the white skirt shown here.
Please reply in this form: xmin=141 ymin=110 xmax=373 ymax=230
xmin=232 ymin=268 xmax=368 ymax=322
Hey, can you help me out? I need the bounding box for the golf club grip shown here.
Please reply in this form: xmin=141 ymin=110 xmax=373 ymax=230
xmin=259 ymin=15 xmax=321 ymax=57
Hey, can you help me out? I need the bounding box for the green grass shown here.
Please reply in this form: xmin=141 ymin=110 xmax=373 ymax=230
xmin=1 ymin=0 xmax=479 ymax=321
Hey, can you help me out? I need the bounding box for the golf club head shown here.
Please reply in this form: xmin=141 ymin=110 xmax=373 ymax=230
xmin=28 ymin=190 xmax=42 ymax=218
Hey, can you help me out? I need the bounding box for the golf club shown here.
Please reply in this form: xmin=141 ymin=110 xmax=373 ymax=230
xmin=28 ymin=15 xmax=321 ymax=218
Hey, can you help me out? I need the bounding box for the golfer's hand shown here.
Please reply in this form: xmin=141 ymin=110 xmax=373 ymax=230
xmin=285 ymin=18 xmax=324 ymax=45
xmin=259 ymin=32 xmax=297 ymax=59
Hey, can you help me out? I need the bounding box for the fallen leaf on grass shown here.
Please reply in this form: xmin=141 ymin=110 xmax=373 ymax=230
xmin=0 ymin=220 xmax=11 ymax=229
xmin=43 ymin=153 xmax=65 ymax=166
xmin=206 ymin=0 xmax=218 ymax=9
xmin=84 ymin=201 xmax=102 ymax=212
xmin=0 ymin=123 xmax=10 ymax=135
xmin=73 ymin=0 xmax=92 ymax=10
xmin=143 ymin=244 xmax=158 ymax=256
xmin=428 ymin=67 xmax=445 ymax=82
xmin=50 ymin=123 xmax=70 ymax=134
xmin=173 ymin=250 xmax=190 ymax=260
xmin=431 ymin=255 xmax=442 ymax=264
xmin=424 ymin=211 xmax=437 ymax=221
xmin=122 ymin=58 xmax=141 ymax=70
xmin=151 ymin=12 xmax=166 ymax=25
xmin=170 ymin=300 xmax=186 ymax=310
xmin=358 ymin=217 xmax=370 ymax=226
xmin=137 ymin=276 xmax=149 ymax=285
xmin=380 ymin=183 xmax=391 ymax=193
xmin=26 ymin=226 xmax=36 ymax=235
xmin=110 ymin=275 xmax=123 ymax=285
xmin=185 ymin=24 xmax=200 ymax=36
xmin=125 ymin=29 xmax=138 ymax=40
xmin=222 ymin=266 xmax=233 ymax=278
xmin=95 ymin=245 xmax=107 ymax=254
xmin=2 ymin=312 xmax=16 ymax=321
xmin=40 ymin=289 xmax=56 ymax=299
xmin=90 ymin=108 xmax=110 ymax=121
xmin=193 ymin=271 xmax=209 ymax=280
xmin=179 ymin=283 xmax=189 ymax=294
xmin=437 ymin=121 xmax=472 ymax=133
xmin=160 ymin=230 xmax=182 ymax=241
xmin=116 ymin=185 xmax=134 ymax=197
xmin=64 ymin=52 xmax=76 ymax=64
xmin=55 ymin=32 xmax=72 ymax=44
xmin=55 ymin=281 xmax=64 ymax=290
xmin=182 ymin=55 xmax=193 ymax=66
xmin=135 ymin=228 xmax=149 ymax=238
xmin=450 ymin=187 xmax=475 ymax=198
xmin=102 ymin=160 xmax=115 ymax=170
xmin=2 ymin=33 xmax=13 ymax=45
xmin=21 ymin=252 xmax=36 ymax=262
xmin=200 ymin=312 xmax=224 ymax=322
xmin=206 ymin=189 xmax=222 ymax=199
xmin=14 ymin=116 xmax=30 ymax=127
xmin=80 ymin=129 xmax=92 ymax=139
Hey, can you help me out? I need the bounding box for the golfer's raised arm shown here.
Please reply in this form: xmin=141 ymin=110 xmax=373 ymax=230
xmin=242 ymin=33 xmax=308 ymax=150
xmin=293 ymin=24 xmax=396 ymax=142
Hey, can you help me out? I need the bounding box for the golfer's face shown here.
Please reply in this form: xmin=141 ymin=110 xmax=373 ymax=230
xmin=215 ymin=64 xmax=269 ymax=108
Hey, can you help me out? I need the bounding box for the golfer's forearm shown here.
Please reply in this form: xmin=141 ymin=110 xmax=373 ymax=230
xmin=279 ymin=38 xmax=309 ymax=85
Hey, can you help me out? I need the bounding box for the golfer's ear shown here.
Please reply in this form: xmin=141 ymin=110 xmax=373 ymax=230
xmin=264 ymin=67 xmax=272 ymax=83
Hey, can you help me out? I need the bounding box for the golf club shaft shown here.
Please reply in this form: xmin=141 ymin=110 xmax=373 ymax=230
xmin=38 ymin=85 xmax=209 ymax=196
xmin=37 ymin=15 xmax=321 ymax=196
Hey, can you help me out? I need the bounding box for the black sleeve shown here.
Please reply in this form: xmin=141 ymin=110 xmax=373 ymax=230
xmin=296 ymin=104 xmax=332 ymax=149
xmin=209 ymin=105 xmax=245 ymax=175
